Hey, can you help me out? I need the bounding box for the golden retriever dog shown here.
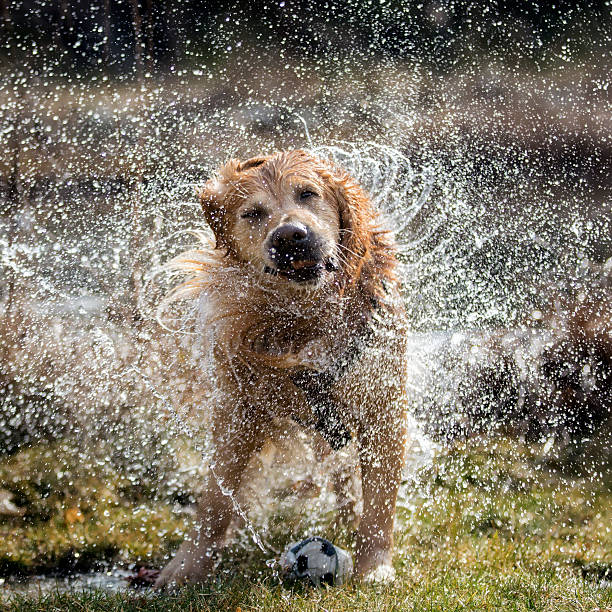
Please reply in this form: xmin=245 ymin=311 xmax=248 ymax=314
xmin=155 ymin=150 xmax=409 ymax=588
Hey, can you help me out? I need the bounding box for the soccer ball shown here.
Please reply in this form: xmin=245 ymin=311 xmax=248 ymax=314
xmin=279 ymin=537 xmax=353 ymax=587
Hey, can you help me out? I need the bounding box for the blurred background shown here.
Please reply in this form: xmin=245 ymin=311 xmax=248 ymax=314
xmin=0 ymin=0 xmax=610 ymax=593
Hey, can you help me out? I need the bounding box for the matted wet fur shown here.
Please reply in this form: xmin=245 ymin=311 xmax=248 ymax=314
xmin=155 ymin=150 xmax=409 ymax=588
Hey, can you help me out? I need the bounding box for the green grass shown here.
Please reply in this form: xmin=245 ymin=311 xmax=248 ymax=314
xmin=1 ymin=438 xmax=611 ymax=611
xmin=0 ymin=442 xmax=190 ymax=576
xmin=3 ymin=566 xmax=611 ymax=611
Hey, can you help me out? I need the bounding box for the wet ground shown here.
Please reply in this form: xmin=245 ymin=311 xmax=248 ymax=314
xmin=0 ymin=569 xmax=136 ymax=601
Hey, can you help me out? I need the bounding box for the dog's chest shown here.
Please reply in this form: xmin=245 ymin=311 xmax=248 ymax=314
xmin=287 ymin=307 xmax=407 ymax=444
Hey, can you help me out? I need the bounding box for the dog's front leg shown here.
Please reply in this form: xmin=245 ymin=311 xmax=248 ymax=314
xmin=155 ymin=414 xmax=267 ymax=589
xmin=354 ymin=419 xmax=406 ymax=582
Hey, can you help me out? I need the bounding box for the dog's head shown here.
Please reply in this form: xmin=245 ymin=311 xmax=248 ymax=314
xmin=199 ymin=150 xmax=379 ymax=289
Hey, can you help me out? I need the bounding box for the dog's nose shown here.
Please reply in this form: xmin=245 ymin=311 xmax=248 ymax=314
xmin=269 ymin=222 xmax=309 ymax=249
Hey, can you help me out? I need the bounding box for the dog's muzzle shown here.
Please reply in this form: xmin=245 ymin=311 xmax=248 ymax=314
xmin=265 ymin=222 xmax=337 ymax=283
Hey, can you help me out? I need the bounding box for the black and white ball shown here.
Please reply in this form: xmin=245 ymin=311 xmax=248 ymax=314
xmin=280 ymin=537 xmax=353 ymax=587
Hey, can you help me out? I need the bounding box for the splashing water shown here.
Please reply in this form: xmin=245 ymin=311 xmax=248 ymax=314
xmin=0 ymin=0 xmax=610 ymax=599
xmin=132 ymin=365 xmax=273 ymax=563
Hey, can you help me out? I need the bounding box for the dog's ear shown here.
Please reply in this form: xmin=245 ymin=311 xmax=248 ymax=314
xmin=197 ymin=156 xmax=269 ymax=250
xmin=236 ymin=156 xmax=267 ymax=172
xmin=197 ymin=177 xmax=231 ymax=250
xmin=328 ymin=170 xmax=374 ymax=278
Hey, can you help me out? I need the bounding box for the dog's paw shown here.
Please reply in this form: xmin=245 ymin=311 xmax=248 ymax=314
xmin=153 ymin=542 xmax=215 ymax=590
xmin=362 ymin=563 xmax=396 ymax=584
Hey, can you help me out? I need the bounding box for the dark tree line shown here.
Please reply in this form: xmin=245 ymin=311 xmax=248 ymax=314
xmin=1 ymin=0 xmax=611 ymax=75
xmin=0 ymin=0 xmax=612 ymax=74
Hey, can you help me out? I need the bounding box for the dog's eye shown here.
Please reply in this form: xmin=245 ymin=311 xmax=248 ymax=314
xmin=241 ymin=208 xmax=264 ymax=220
xmin=299 ymin=190 xmax=317 ymax=200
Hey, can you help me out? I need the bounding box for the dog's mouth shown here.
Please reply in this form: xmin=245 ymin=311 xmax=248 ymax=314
xmin=264 ymin=258 xmax=338 ymax=283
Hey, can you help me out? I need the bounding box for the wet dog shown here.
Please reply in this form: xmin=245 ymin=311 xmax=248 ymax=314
xmin=155 ymin=150 xmax=409 ymax=587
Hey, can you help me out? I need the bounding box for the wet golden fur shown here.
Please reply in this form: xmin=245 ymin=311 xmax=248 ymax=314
xmin=166 ymin=151 xmax=396 ymax=361
xmin=156 ymin=150 xmax=409 ymax=587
